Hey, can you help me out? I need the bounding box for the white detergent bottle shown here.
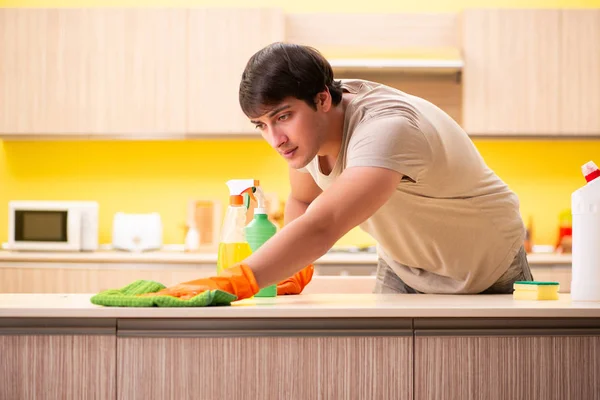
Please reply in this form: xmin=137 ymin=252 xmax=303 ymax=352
xmin=571 ymin=160 xmax=600 ymax=302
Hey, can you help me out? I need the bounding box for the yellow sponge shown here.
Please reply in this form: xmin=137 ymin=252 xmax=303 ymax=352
xmin=513 ymin=281 xmax=560 ymax=300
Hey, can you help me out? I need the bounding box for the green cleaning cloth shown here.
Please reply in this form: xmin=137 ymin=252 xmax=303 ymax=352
xmin=90 ymin=279 xmax=237 ymax=307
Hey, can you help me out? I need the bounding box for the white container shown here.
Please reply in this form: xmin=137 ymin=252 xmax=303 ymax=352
xmin=571 ymin=161 xmax=600 ymax=302
xmin=184 ymin=225 xmax=200 ymax=251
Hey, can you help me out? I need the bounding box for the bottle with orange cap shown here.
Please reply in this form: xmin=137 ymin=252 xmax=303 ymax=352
xmin=216 ymin=179 xmax=259 ymax=275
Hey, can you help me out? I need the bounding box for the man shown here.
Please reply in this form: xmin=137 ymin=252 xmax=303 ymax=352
xmin=149 ymin=42 xmax=533 ymax=300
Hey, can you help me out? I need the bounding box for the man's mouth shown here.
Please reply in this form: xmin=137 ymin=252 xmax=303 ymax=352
xmin=281 ymin=147 xmax=298 ymax=159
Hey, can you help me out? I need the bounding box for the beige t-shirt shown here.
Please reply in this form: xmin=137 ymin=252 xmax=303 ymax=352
xmin=299 ymin=79 xmax=526 ymax=294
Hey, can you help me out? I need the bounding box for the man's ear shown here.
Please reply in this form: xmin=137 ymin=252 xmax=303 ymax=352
xmin=314 ymin=89 xmax=332 ymax=112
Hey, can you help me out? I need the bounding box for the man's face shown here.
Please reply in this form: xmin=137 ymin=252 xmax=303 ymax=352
xmin=250 ymin=97 xmax=326 ymax=169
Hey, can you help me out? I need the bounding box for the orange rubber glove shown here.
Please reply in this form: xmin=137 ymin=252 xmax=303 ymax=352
xmin=140 ymin=264 xmax=259 ymax=300
xmin=276 ymin=264 xmax=314 ymax=295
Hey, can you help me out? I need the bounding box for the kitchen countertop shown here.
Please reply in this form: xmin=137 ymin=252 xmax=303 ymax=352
xmin=0 ymin=249 xmax=572 ymax=265
xmin=0 ymin=293 xmax=597 ymax=319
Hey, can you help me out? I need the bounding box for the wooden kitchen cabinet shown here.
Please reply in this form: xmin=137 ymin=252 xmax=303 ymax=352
xmin=462 ymin=9 xmax=600 ymax=136
xmin=186 ymin=9 xmax=285 ymax=135
xmin=117 ymin=319 xmax=413 ymax=400
xmin=414 ymin=320 xmax=600 ymax=400
xmin=0 ymin=9 xmax=187 ymax=138
xmin=462 ymin=9 xmax=561 ymax=135
xmin=560 ymin=9 xmax=600 ymax=135
xmin=0 ymin=320 xmax=116 ymax=400
xmin=0 ymin=9 xmax=91 ymax=136
xmin=0 ymin=8 xmax=284 ymax=138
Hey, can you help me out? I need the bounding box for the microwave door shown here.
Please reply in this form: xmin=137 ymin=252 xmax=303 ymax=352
xmin=12 ymin=209 xmax=81 ymax=251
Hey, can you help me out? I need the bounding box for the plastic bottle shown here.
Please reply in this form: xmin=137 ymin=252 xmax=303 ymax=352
xmin=184 ymin=224 xmax=200 ymax=252
xmin=245 ymin=186 xmax=278 ymax=297
xmin=217 ymin=179 xmax=257 ymax=275
xmin=571 ymin=161 xmax=600 ymax=302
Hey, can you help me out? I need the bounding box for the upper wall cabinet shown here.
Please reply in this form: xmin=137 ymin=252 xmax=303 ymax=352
xmin=0 ymin=8 xmax=283 ymax=139
xmin=462 ymin=9 xmax=600 ymax=136
xmin=560 ymin=9 xmax=600 ymax=135
xmin=0 ymin=9 xmax=187 ymax=138
xmin=286 ymin=12 xmax=460 ymax=59
xmin=186 ymin=9 xmax=285 ymax=136
xmin=462 ymin=9 xmax=561 ymax=136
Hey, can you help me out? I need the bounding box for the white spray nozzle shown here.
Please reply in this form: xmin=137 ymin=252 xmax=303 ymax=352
xmin=226 ymin=179 xmax=258 ymax=196
xmin=254 ymin=186 xmax=267 ymax=214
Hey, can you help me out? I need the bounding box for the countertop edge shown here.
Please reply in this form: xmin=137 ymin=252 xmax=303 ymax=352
xmin=1 ymin=309 xmax=599 ymax=319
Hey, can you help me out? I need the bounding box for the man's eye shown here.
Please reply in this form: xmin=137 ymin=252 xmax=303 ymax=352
xmin=278 ymin=113 xmax=290 ymax=121
xmin=255 ymin=124 xmax=265 ymax=130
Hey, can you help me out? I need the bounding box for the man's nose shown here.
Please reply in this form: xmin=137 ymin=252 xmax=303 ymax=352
xmin=270 ymin=127 xmax=288 ymax=148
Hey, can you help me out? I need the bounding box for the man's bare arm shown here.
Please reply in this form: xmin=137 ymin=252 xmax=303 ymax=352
xmin=244 ymin=166 xmax=402 ymax=288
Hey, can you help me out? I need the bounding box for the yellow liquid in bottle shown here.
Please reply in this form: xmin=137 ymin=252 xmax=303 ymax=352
xmin=217 ymin=242 xmax=252 ymax=274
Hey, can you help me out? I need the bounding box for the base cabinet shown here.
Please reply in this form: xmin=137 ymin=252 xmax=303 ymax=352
xmin=0 ymin=263 xmax=574 ymax=294
xmin=0 ymin=320 xmax=117 ymax=400
xmin=117 ymin=332 xmax=413 ymax=400
xmin=415 ymin=321 xmax=600 ymax=400
xmin=1 ymin=318 xmax=599 ymax=400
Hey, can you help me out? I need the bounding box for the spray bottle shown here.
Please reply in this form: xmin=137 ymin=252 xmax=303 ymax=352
xmin=217 ymin=179 xmax=257 ymax=275
xmin=571 ymin=161 xmax=600 ymax=302
xmin=245 ymin=186 xmax=278 ymax=297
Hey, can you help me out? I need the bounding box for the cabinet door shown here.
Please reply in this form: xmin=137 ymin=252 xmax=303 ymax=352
xmin=119 ymin=336 xmax=412 ymax=400
xmin=0 ymin=9 xmax=187 ymax=137
xmin=0 ymin=320 xmax=116 ymax=400
xmin=462 ymin=9 xmax=561 ymax=135
xmin=117 ymin=319 xmax=413 ymax=400
xmin=87 ymin=9 xmax=187 ymax=137
xmin=560 ymin=9 xmax=600 ymax=135
xmin=415 ymin=320 xmax=600 ymax=400
xmin=0 ymin=9 xmax=90 ymax=136
xmin=187 ymin=9 xmax=284 ymax=135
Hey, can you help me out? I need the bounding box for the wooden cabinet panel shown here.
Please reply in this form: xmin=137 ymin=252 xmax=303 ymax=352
xmin=560 ymin=9 xmax=600 ymax=135
xmin=415 ymin=335 xmax=600 ymax=400
xmin=462 ymin=9 xmax=561 ymax=135
xmin=187 ymin=9 xmax=284 ymax=135
xmin=530 ymin=265 xmax=572 ymax=292
xmin=0 ymin=9 xmax=187 ymax=137
xmin=0 ymin=333 xmax=116 ymax=399
xmin=0 ymin=265 xmax=380 ymax=294
xmin=86 ymin=9 xmax=187 ymax=137
xmin=286 ymin=12 xmax=459 ymax=57
xmin=0 ymin=265 xmax=216 ymax=293
xmin=0 ymin=9 xmax=92 ymax=135
xmin=118 ymin=336 xmax=412 ymax=400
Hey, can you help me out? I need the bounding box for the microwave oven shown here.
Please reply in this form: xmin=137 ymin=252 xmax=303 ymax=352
xmin=7 ymin=200 xmax=99 ymax=251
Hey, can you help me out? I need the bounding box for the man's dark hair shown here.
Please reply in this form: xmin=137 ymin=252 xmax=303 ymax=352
xmin=239 ymin=42 xmax=343 ymax=118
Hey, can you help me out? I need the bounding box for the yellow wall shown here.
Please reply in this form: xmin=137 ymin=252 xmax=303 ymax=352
xmin=1 ymin=138 xmax=597 ymax=248
xmin=1 ymin=0 xmax=599 ymax=248
xmin=0 ymin=139 xmax=291 ymax=246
